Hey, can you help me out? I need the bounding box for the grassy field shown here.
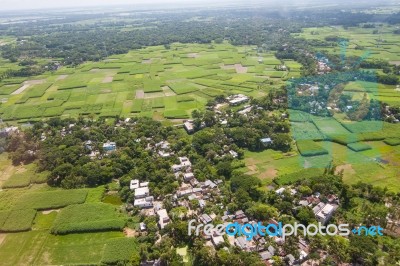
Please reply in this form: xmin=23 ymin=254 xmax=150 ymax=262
xmin=0 ymin=42 xmax=290 ymax=123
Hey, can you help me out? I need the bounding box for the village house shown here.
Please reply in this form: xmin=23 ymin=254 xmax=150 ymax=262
xmin=183 ymin=120 xmax=195 ymax=133
xmin=134 ymin=196 xmax=154 ymax=208
xmin=135 ymin=187 xmax=150 ymax=199
xmin=260 ymin=137 xmax=273 ymax=147
xmin=313 ymin=202 xmax=337 ymax=224
xmin=103 ymin=141 xmax=117 ymax=152
xmin=227 ymin=94 xmax=249 ymax=106
xmin=171 ymin=156 xmax=192 ymax=173
xmin=130 ymin=179 xmax=140 ymax=190
xmin=157 ymin=209 xmax=170 ymax=229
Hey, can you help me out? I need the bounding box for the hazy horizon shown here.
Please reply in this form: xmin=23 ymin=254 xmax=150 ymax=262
xmin=0 ymin=0 xmax=397 ymax=12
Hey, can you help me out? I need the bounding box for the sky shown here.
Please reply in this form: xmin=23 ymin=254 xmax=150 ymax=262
xmin=0 ymin=0 xmax=396 ymax=11
xmin=1 ymin=0 xmax=232 ymax=11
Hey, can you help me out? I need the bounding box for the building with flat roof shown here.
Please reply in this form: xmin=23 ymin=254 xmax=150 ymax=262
xmin=157 ymin=209 xmax=170 ymax=229
xmin=135 ymin=187 xmax=150 ymax=199
xmin=313 ymin=203 xmax=336 ymax=224
xmin=130 ymin=179 xmax=140 ymax=190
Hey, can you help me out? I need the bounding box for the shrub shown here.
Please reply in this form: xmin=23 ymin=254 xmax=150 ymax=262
xmin=101 ymin=238 xmax=139 ymax=265
xmin=296 ymin=140 xmax=328 ymax=156
xmin=51 ymin=203 xmax=125 ymax=235
xmin=0 ymin=209 xmax=37 ymax=232
xmin=13 ymin=190 xmax=87 ymax=210
xmin=347 ymin=142 xmax=372 ymax=152
xmin=384 ymin=138 xmax=400 ymax=146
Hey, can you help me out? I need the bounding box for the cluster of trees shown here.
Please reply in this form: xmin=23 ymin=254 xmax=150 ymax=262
xmin=191 ymin=92 xmax=292 ymax=152
xmin=1 ymin=7 xmax=398 ymax=67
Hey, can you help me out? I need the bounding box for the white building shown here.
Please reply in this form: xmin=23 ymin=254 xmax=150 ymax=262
xmin=135 ymin=187 xmax=150 ymax=199
xmin=183 ymin=172 xmax=194 ymax=182
xmin=171 ymin=157 xmax=192 ymax=173
xmin=313 ymin=203 xmax=336 ymax=224
xmin=130 ymin=179 xmax=140 ymax=190
xmin=227 ymin=94 xmax=249 ymax=106
xmin=183 ymin=120 xmax=195 ymax=133
xmin=134 ymin=196 xmax=154 ymax=209
xmin=157 ymin=209 xmax=170 ymax=229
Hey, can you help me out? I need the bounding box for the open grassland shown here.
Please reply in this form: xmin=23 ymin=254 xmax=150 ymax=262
xmin=0 ymin=42 xmax=291 ymax=123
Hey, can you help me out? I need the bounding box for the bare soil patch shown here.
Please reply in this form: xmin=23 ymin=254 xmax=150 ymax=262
xmin=124 ymin=227 xmax=138 ymax=237
xmin=162 ymin=86 xmax=176 ymax=96
xmin=335 ymin=164 xmax=356 ymax=175
xmin=187 ymin=53 xmax=199 ymax=58
xmin=0 ymin=234 xmax=6 ymax=245
xmin=56 ymin=75 xmax=68 ymax=81
xmin=42 ymin=209 xmax=61 ymax=215
xmin=142 ymin=59 xmax=153 ymax=64
xmin=389 ymin=61 xmax=400 ymax=66
xmin=102 ymin=76 xmax=113 ymax=83
xmin=260 ymin=168 xmax=278 ymax=179
xmin=101 ymin=89 xmax=112 ymax=93
xmin=11 ymin=79 xmax=46 ymax=95
xmin=144 ymin=92 xmax=165 ymax=99
xmin=235 ymin=64 xmax=248 ymax=74
xmin=135 ymin=90 xmax=145 ymax=99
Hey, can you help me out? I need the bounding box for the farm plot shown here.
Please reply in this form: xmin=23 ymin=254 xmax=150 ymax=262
xmin=51 ymin=203 xmax=125 ymax=235
xmin=0 ymin=42 xmax=288 ymax=122
xmin=101 ymin=238 xmax=139 ymax=265
xmin=0 ymin=209 xmax=37 ymax=232
xmin=13 ymin=190 xmax=87 ymax=210
xmin=312 ymin=116 xmax=351 ymax=136
xmin=296 ymin=140 xmax=329 ymax=156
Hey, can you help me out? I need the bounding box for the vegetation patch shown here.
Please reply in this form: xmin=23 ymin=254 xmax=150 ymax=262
xmin=2 ymin=171 xmax=31 ymax=189
xmin=384 ymin=138 xmax=400 ymax=146
xmin=0 ymin=209 xmax=37 ymax=232
xmin=101 ymin=238 xmax=139 ymax=265
xmin=164 ymin=109 xmax=189 ymax=119
xmin=13 ymin=190 xmax=87 ymax=210
xmin=347 ymin=142 xmax=372 ymax=152
xmin=296 ymin=140 xmax=329 ymax=156
xmin=168 ymin=82 xmax=198 ymax=95
xmin=275 ymin=168 xmax=325 ymax=185
xmin=51 ymin=203 xmax=125 ymax=235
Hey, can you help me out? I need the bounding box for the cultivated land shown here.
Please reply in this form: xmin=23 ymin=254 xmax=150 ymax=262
xmin=0 ymin=6 xmax=400 ymax=266
xmin=292 ymin=24 xmax=400 ymax=62
xmin=0 ymin=42 xmax=291 ymax=123
xmin=0 ymin=172 xmax=129 ymax=265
